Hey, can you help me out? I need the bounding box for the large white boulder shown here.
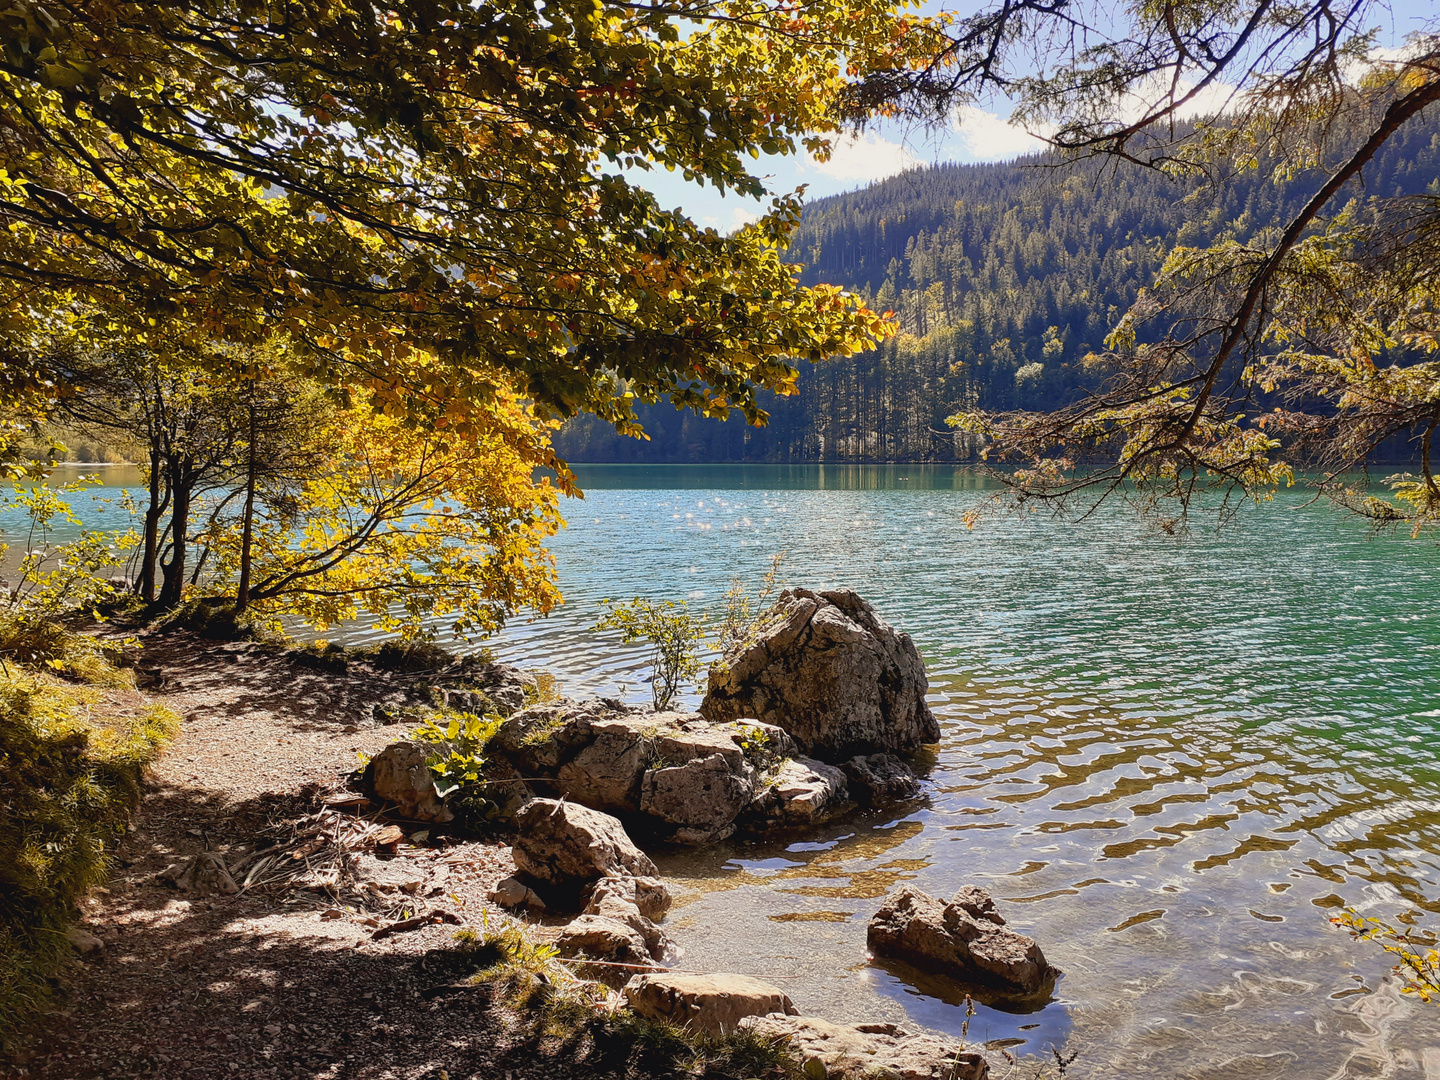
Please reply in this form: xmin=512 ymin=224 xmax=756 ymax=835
xmin=701 ymin=589 xmax=940 ymax=761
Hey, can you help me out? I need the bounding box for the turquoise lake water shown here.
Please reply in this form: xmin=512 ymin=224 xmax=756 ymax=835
xmin=12 ymin=463 xmax=1440 ymax=1076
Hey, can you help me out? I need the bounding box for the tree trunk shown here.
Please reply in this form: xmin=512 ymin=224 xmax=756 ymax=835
xmin=236 ymin=400 xmax=257 ymax=613
xmin=158 ymin=462 xmax=191 ymax=609
xmin=140 ymin=445 xmax=163 ymax=602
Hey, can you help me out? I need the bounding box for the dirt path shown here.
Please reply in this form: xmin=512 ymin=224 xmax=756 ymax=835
xmin=1 ymin=634 xmax=552 ymax=1080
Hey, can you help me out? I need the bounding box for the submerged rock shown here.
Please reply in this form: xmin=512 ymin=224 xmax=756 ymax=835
xmin=739 ymin=1014 xmax=990 ymax=1080
xmin=701 ymin=588 xmax=940 ymax=762
xmin=369 ymin=741 xmax=454 ymax=823
xmin=624 ymin=972 xmax=799 ymax=1035
xmin=842 ymin=754 xmax=923 ymax=807
xmin=867 ymin=884 xmax=1058 ymax=996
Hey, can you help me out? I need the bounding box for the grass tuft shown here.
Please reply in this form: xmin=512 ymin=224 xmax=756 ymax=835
xmin=438 ymin=927 xmax=806 ymax=1079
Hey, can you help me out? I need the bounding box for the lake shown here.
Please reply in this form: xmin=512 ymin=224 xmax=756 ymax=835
xmin=13 ymin=463 xmax=1440 ymax=1076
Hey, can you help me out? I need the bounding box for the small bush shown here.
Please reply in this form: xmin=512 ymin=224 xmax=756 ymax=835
xmin=0 ymin=615 xmax=132 ymax=687
xmin=0 ymin=668 xmax=178 ymax=1044
xmin=592 ymin=598 xmax=704 ymax=710
xmin=717 ymin=551 xmax=787 ymax=660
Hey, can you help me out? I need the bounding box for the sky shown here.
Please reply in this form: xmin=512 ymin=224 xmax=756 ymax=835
xmin=630 ymin=105 xmax=1050 ymax=232
xmin=625 ymin=2 xmax=1426 ymax=231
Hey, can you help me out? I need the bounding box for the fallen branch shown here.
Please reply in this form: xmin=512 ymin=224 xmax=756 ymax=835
xmin=370 ymin=909 xmax=463 ymax=941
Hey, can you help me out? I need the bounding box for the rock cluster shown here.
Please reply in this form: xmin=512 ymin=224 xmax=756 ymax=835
xmin=490 ymin=798 xmax=674 ymax=978
xmin=701 ymin=588 xmax=939 ymax=762
xmin=489 ymin=701 xmax=851 ymax=843
xmin=867 ymin=884 xmax=1058 ymax=997
xmin=739 ymin=1015 xmax=990 ymax=1080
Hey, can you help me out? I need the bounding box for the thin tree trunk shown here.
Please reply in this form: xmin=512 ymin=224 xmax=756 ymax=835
xmin=158 ymin=463 xmax=191 ymax=609
xmin=140 ymin=444 xmax=163 ymax=602
xmin=236 ymin=399 xmax=257 ymax=613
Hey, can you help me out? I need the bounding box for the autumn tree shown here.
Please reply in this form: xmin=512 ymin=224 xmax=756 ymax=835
xmin=190 ymin=383 xmax=563 ymax=641
xmin=0 ymin=0 xmax=949 ymax=446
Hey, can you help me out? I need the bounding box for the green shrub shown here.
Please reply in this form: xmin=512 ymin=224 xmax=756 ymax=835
xmin=592 ymin=598 xmax=704 ymax=710
xmin=0 ymin=670 xmax=178 ymax=1044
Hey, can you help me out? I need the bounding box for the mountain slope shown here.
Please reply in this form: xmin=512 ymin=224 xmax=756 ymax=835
xmin=557 ymin=117 xmax=1440 ymax=463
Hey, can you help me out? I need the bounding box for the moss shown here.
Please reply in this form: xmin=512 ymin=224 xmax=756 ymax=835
xmin=0 ymin=654 xmax=178 ymax=1046
xmin=155 ymin=596 xmax=287 ymax=644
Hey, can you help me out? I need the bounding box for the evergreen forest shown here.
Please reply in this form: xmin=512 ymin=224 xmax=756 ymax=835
xmin=557 ymin=116 xmax=1440 ymax=463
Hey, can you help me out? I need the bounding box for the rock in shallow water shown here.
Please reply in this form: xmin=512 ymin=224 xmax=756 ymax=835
xmin=866 ymin=884 xmax=1058 ymax=996
xmin=842 ymin=753 xmax=923 ymax=807
xmin=739 ymin=1014 xmax=990 ymax=1080
xmin=747 ymin=757 xmax=850 ymax=828
xmin=701 ymin=588 xmax=940 ymax=762
xmin=624 ymin=972 xmax=798 ymax=1035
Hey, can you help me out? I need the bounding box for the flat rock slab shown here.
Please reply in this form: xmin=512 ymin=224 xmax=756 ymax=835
xmin=739 ymin=1014 xmax=990 ymax=1080
xmin=624 ymin=972 xmax=798 ymax=1035
xmin=867 ymin=885 xmax=1058 ymax=997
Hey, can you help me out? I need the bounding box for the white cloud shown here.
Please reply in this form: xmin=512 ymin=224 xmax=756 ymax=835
xmin=951 ymin=106 xmax=1048 ymax=162
xmin=1170 ymin=79 xmax=1242 ymax=120
xmin=728 ymin=206 xmax=760 ymax=230
xmin=805 ymin=131 xmax=920 ymax=183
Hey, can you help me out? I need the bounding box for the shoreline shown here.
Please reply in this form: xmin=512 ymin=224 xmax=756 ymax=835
xmin=3 ymin=632 xmax=1004 ymax=1080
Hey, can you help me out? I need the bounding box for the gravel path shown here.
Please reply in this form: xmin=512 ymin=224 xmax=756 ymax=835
xmin=1 ymin=634 xmax=555 ymax=1080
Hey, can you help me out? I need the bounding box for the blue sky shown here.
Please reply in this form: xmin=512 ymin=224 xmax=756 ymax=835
xmin=631 ymin=105 xmax=1049 ymax=231
xmin=626 ymin=3 xmax=1425 ymax=230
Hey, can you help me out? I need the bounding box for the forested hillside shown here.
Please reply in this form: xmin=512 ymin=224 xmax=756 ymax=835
xmin=557 ymin=116 xmax=1440 ymax=463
